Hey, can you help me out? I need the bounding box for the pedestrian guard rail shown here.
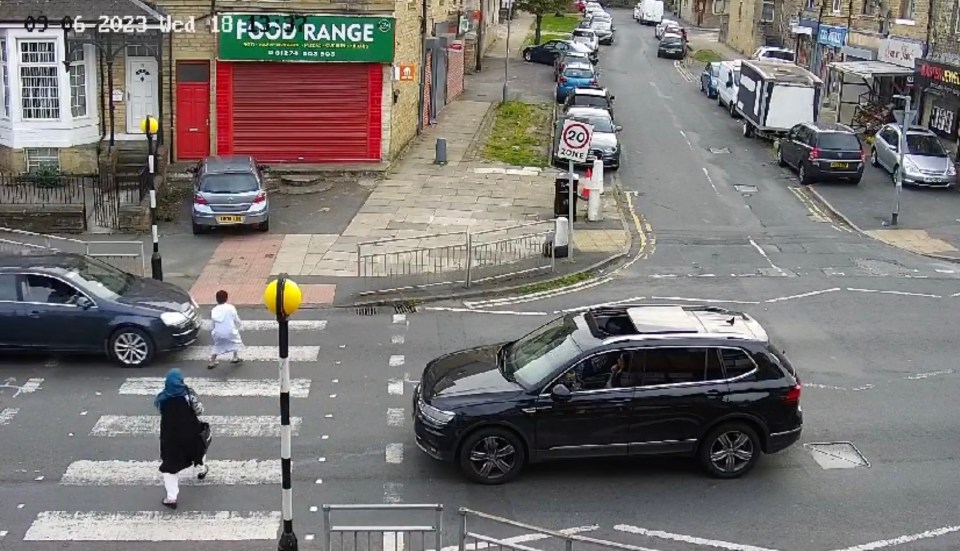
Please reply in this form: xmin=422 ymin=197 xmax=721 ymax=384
xmin=321 ymin=505 xmax=652 ymax=551
xmin=356 ymin=220 xmax=556 ymax=295
xmin=0 ymin=226 xmax=146 ymax=276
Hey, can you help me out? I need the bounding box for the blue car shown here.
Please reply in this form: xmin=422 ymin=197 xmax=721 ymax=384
xmin=700 ymin=62 xmax=720 ymax=98
xmin=556 ymin=64 xmax=598 ymax=103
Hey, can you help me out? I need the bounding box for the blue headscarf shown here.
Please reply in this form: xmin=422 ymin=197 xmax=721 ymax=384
xmin=154 ymin=368 xmax=189 ymax=410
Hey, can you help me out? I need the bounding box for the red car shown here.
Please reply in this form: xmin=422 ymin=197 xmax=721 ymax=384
xmin=575 ymin=0 xmax=586 ymax=11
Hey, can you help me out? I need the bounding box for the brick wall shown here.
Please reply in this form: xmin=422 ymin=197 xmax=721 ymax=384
xmin=0 ymin=205 xmax=86 ymax=233
xmin=724 ymin=0 xmax=760 ymax=53
xmin=423 ymin=50 xmax=434 ymax=128
xmin=446 ymin=46 xmax=465 ymax=102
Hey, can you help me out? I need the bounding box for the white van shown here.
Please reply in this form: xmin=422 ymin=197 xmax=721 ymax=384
xmin=639 ymin=0 xmax=664 ymax=25
xmin=716 ymin=60 xmax=742 ymax=118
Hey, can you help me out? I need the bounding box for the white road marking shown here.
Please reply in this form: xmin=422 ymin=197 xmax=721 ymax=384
xmin=383 ymin=482 xmax=403 ymax=504
xmin=199 ymin=320 xmax=327 ymax=332
xmin=846 ymin=288 xmax=941 ymax=299
xmin=385 ymin=443 xmax=404 ymax=464
xmin=805 ymin=383 xmax=874 ymax=392
xmin=393 ymin=314 xmax=406 ymax=324
xmin=392 ymin=334 xmax=405 ymax=344
xmin=388 ymin=379 xmax=404 ymax=396
xmin=119 ymin=377 xmax=311 ymax=398
xmin=20 ymin=378 xmax=43 ymax=394
xmin=91 ymin=415 xmax=301 ymax=437
xmin=904 ymin=369 xmax=954 ymax=380
xmin=935 ymin=269 xmax=955 ymax=274
xmin=615 ymin=524 xmax=779 ymax=551
xmin=389 ymin=355 xmax=405 ymax=367
xmin=702 ymin=167 xmax=719 ymax=193
xmin=423 ymin=306 xmax=549 ymax=316
xmin=24 ymin=511 xmax=283 ymax=541
xmin=765 ymin=288 xmax=841 ymax=303
xmin=387 ymin=408 xmax=405 ymax=427
xmin=679 ymin=130 xmax=693 ymax=148
xmin=0 ymin=530 xmax=6 ymax=538
xmin=431 ymin=526 xmax=602 ymax=551
xmin=176 ymin=346 xmax=320 ymax=362
xmin=384 ymin=532 xmax=405 ymax=551
xmin=831 ymin=525 xmax=960 ymax=551
xmin=0 ymin=408 xmax=19 ymax=426
xmin=951 ymin=291 xmax=960 ymax=297
xmin=748 ymin=238 xmax=787 ymax=277
xmin=61 ymin=460 xmax=280 ymax=485
xmin=650 ymin=296 xmax=761 ymax=305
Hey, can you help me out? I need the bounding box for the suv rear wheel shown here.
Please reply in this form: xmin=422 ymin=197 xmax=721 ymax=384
xmin=699 ymin=422 xmax=761 ymax=478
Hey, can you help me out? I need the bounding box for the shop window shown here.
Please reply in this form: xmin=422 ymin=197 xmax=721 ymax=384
xmin=900 ymin=0 xmax=916 ymax=19
xmin=25 ymin=148 xmax=60 ymax=172
xmin=68 ymin=44 xmax=87 ymax=118
xmin=713 ymin=0 xmax=728 ymax=14
xmin=0 ymin=39 xmax=9 ymax=118
xmin=761 ymin=0 xmax=775 ymax=21
xmin=832 ymin=0 xmax=842 ymax=13
xmin=19 ymin=40 xmax=60 ymax=120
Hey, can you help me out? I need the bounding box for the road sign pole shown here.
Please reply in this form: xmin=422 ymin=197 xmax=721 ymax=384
xmin=568 ymin=159 xmax=575 ymax=260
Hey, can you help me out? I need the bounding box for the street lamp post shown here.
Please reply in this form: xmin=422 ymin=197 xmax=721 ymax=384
xmin=264 ymin=275 xmax=303 ymax=551
xmin=140 ymin=116 xmax=163 ymax=280
xmin=502 ymin=0 xmax=514 ymax=102
xmin=891 ymin=94 xmax=913 ymax=227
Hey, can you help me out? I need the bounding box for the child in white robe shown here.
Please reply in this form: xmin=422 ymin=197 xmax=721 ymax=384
xmin=208 ymin=289 xmax=243 ymax=369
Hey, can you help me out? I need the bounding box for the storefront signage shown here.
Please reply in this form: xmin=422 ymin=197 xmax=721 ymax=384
xmin=880 ymin=37 xmax=924 ymax=69
xmin=217 ymin=14 xmax=396 ymax=63
xmin=915 ymin=59 xmax=960 ymax=99
xmin=817 ymin=24 xmax=847 ymax=48
xmin=397 ymin=64 xmax=416 ymax=81
xmin=929 ymin=102 xmax=959 ymax=140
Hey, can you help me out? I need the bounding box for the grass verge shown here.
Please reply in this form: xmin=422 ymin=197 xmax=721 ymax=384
xmin=517 ymin=270 xmax=593 ymax=295
xmin=483 ymin=101 xmax=553 ymax=167
xmin=523 ymin=13 xmax=581 ymax=46
xmin=692 ymin=49 xmax=723 ymax=63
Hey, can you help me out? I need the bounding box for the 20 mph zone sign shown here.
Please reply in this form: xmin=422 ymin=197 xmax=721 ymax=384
xmin=557 ymin=120 xmax=593 ymax=163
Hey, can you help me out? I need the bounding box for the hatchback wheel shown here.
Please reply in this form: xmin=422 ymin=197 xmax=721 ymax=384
xmin=776 ymin=146 xmax=786 ymax=167
xmin=192 ymin=221 xmax=205 ymax=235
xmin=699 ymin=422 xmax=760 ymax=478
xmin=109 ymin=327 xmax=155 ymax=368
xmin=459 ymin=428 xmax=525 ymax=484
xmin=798 ymin=163 xmax=812 ymax=185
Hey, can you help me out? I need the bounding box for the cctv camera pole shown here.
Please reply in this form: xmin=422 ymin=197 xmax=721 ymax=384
xmin=502 ymin=0 xmax=514 ymax=102
xmin=891 ymin=94 xmax=912 ymax=227
xmin=145 ymin=115 xmax=163 ymax=281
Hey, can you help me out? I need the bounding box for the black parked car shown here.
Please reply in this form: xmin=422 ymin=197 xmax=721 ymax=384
xmin=777 ymin=122 xmax=864 ymax=185
xmin=523 ymin=40 xmax=597 ymax=66
xmin=657 ymin=35 xmax=686 ymax=59
xmin=413 ymin=305 xmax=803 ymax=484
xmin=0 ymin=253 xmax=200 ymax=367
xmin=562 ymin=87 xmax=615 ymax=117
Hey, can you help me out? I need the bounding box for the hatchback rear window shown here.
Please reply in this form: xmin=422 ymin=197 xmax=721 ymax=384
xmin=572 ymin=96 xmax=608 ymax=108
xmin=200 ymin=173 xmax=259 ymax=193
xmin=564 ymin=68 xmax=594 ymax=79
xmin=817 ymin=132 xmax=861 ymax=150
xmin=573 ymin=30 xmax=594 ymax=37
xmin=662 ymin=37 xmax=682 ymax=45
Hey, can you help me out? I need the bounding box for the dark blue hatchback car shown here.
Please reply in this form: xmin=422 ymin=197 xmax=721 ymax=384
xmin=0 ymin=253 xmax=200 ymax=367
xmin=700 ymin=61 xmax=721 ymax=98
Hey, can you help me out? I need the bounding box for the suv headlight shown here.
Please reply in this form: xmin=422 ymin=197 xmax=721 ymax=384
xmin=160 ymin=312 xmax=189 ymax=326
xmin=418 ymin=398 xmax=456 ymax=425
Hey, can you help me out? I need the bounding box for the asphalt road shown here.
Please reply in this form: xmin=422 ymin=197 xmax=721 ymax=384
xmin=3 ymin=10 xmax=960 ymax=551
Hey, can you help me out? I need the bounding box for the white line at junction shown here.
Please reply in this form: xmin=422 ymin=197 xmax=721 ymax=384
xmin=119 ymin=377 xmax=311 ymax=398
xmin=176 ymin=346 xmax=320 ymax=362
xmin=831 ymin=524 xmax=960 ymax=551
xmin=23 ymin=511 xmax=282 ymax=541
xmin=199 ymin=319 xmax=327 ymax=332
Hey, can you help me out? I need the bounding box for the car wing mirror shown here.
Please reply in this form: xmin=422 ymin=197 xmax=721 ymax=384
xmin=610 ymin=95 xmax=615 ymax=100
xmin=550 ymin=384 xmax=572 ymax=402
xmin=615 ymin=125 xmax=623 ymax=132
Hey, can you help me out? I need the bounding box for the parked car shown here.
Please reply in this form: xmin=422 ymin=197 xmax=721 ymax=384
xmin=191 ymin=155 xmax=270 ymax=234
xmin=572 ymin=28 xmax=599 ymax=52
xmin=562 ymin=87 xmax=615 ymax=117
xmin=554 ymin=50 xmax=592 ymax=81
xmin=700 ymin=61 xmax=720 ymax=98
xmin=871 ymin=124 xmax=957 ymax=187
xmin=412 ymin=304 xmax=803 ymax=484
xmin=657 ymin=34 xmax=685 ymax=59
xmin=559 ymin=107 xmax=622 ymax=169
xmin=590 ymin=19 xmax=615 ymax=45
xmin=523 ymin=40 xmax=596 ymax=65
xmin=0 ymin=253 xmax=200 ymax=367
xmin=655 ymin=19 xmax=677 ymax=39
xmin=556 ymin=63 xmax=599 ymax=103
xmin=658 ymin=22 xmax=682 ymax=40
xmin=716 ymin=60 xmax=742 ymax=117
xmin=777 ymin=122 xmax=864 ymax=185
xmin=752 ymin=46 xmax=795 ymax=62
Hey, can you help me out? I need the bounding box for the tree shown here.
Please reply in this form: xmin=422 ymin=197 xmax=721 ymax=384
xmin=514 ymin=0 xmax=568 ymax=45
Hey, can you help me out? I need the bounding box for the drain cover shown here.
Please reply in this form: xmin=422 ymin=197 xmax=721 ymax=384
xmin=804 ymin=442 xmax=870 ymax=469
xmin=709 ymin=147 xmax=730 ymax=154
xmin=734 ymin=184 xmax=759 ymax=193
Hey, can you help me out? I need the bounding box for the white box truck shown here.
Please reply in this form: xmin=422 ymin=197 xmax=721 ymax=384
xmin=639 ymin=0 xmax=664 ymax=25
xmin=736 ymin=60 xmax=823 ymax=141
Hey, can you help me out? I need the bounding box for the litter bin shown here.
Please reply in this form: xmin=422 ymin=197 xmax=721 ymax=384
xmin=554 ymin=174 xmax=580 ymax=221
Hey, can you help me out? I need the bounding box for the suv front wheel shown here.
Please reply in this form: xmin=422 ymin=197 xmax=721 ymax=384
xmin=699 ymin=422 xmax=761 ymax=479
xmin=458 ymin=427 xmax=526 ymax=484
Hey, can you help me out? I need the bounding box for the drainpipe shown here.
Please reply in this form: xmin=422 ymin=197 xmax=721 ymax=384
xmin=98 ymin=47 xmax=106 ymax=142
xmin=475 ymin=0 xmax=484 ymax=72
xmin=417 ymin=0 xmax=428 ymax=133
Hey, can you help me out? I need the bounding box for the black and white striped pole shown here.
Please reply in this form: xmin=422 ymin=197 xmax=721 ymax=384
xmin=265 ymin=274 xmax=303 ymax=551
xmin=140 ymin=116 xmax=163 ymax=280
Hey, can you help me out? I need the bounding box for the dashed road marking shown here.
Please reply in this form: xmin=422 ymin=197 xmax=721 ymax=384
xmin=61 ymin=459 xmax=280 ymax=485
xmin=0 ymin=408 xmax=18 ymax=426
xmin=388 ymin=379 xmax=404 ymax=396
xmin=846 ymin=288 xmax=941 ymax=299
xmin=393 ymin=314 xmax=406 ymax=324
xmin=389 ymin=355 xmax=405 ymax=367
xmin=387 ymin=408 xmax=405 ymax=427
xmin=383 ymin=482 xmax=403 ymax=504
xmin=651 ymin=295 xmax=761 ymax=305
xmin=199 ymin=320 xmax=327 ymax=332
xmin=831 ymin=524 xmax=960 ymax=551
xmin=385 ymin=443 xmax=404 ymax=464
xmin=392 ymin=334 xmax=405 ymax=344
xmin=702 ymin=167 xmax=719 ymax=193
xmin=765 ymin=288 xmax=841 ymax=303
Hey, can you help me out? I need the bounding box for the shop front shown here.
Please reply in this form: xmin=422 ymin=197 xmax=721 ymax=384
xmin=215 ymin=14 xmax=394 ymax=163
xmin=915 ymin=59 xmax=960 ymax=159
xmin=792 ymin=18 xmax=818 ymax=70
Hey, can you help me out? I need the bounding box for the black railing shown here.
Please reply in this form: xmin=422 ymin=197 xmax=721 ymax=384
xmin=0 ymin=173 xmax=95 ymax=205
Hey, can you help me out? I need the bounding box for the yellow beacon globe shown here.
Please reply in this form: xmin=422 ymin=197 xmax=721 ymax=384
xmin=264 ymin=278 xmax=303 ymax=317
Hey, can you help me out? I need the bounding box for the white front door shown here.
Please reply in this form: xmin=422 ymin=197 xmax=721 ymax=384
xmin=126 ymin=56 xmax=159 ymax=134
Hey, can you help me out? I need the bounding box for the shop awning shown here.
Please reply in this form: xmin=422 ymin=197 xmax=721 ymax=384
xmin=828 ymin=60 xmax=914 ymax=79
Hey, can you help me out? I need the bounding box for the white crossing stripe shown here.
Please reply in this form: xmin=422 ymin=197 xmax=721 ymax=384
xmin=176 ymin=346 xmax=320 ymax=362
xmin=61 ymin=459 xmax=280 ymax=486
xmin=392 ymin=335 xmax=405 ymax=344
xmin=388 ymin=379 xmax=404 ymax=396
xmin=24 ymin=511 xmax=282 ymax=541
xmin=386 ymin=443 xmax=404 ymax=464
xmin=200 ymin=319 xmax=327 ymax=332
xmin=91 ymin=415 xmax=302 ymax=437
xmin=0 ymin=407 xmax=19 ymax=425
xmin=387 ymin=408 xmax=405 ymax=427
xmin=119 ymin=377 xmax=312 ymax=398
xmin=393 ymin=314 xmax=406 ymax=324
xmin=389 ymin=355 xmax=405 ymax=367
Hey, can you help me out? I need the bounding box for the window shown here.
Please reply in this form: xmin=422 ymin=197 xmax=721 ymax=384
xmin=19 ymin=40 xmax=60 ymax=120
xmin=900 ymin=0 xmax=915 ymax=19
xmin=25 ymin=148 xmax=60 ymax=172
xmin=863 ymin=0 xmax=877 ymax=15
xmin=61 ymin=255 xmax=134 ymax=299
xmin=505 ymin=316 xmax=583 ymax=389
xmin=0 ymin=274 xmax=18 ymax=302
xmin=68 ymin=44 xmax=87 ymax=118
xmin=560 ymin=351 xmax=632 ymax=391
xmin=200 ymin=173 xmax=260 ymax=193
xmin=955 ymin=1 xmax=960 ymax=33
xmin=0 ymin=39 xmax=9 ymax=118
xmin=719 ymin=349 xmax=757 ymax=378
xmin=642 ymin=348 xmax=711 ymax=386
xmin=832 ymin=0 xmax=842 ymax=12
xmin=22 ymin=275 xmax=82 ymax=305
xmin=126 ymin=43 xmax=158 ymax=57
xmin=806 ymin=0 xmax=816 ymax=9
xmin=761 ymin=0 xmax=775 ymax=21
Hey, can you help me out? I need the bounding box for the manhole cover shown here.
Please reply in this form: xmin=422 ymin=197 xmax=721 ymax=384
xmin=709 ymin=147 xmax=730 ymax=154
xmin=734 ymin=184 xmax=758 ymax=193
xmin=804 ymin=442 xmax=870 ymax=469
xmin=852 ymin=258 xmax=913 ymax=276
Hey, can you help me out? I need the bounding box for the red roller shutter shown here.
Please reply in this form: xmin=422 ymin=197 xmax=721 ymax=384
xmin=220 ymin=62 xmax=382 ymax=163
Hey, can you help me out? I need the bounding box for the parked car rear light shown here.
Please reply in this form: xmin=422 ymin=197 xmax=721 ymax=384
xmin=784 ymin=384 xmax=801 ymax=405
xmin=559 ymin=76 xmax=567 ymax=84
xmin=860 ymin=148 xmax=867 ymax=161
xmin=253 ymin=191 xmax=267 ymax=204
xmin=193 ymin=194 xmax=208 ymax=205
xmin=809 ymin=147 xmax=821 ymax=161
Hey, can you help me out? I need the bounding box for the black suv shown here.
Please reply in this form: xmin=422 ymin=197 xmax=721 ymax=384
xmin=777 ymin=122 xmax=864 ymax=184
xmin=413 ymin=305 xmax=802 ymax=484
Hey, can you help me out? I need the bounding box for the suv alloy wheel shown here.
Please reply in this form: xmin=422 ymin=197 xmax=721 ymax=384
xmin=699 ymin=422 xmax=761 ymax=478
xmin=458 ymin=428 xmax=526 ymax=484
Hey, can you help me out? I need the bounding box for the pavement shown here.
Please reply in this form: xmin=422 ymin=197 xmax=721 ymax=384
xmin=6 ymin=9 xmax=960 ymax=551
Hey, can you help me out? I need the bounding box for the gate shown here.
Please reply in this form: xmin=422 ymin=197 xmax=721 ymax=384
xmin=322 ymin=504 xmax=443 ymax=551
xmin=429 ymin=37 xmax=449 ymax=122
xmin=88 ymin=171 xmax=148 ymax=231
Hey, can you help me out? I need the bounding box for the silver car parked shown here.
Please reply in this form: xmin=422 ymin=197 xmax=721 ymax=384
xmin=871 ymin=124 xmax=957 ymax=187
xmin=190 ymin=155 xmax=271 ymax=234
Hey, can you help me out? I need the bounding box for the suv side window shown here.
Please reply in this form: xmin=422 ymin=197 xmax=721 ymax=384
xmin=0 ymin=274 xmax=18 ymax=302
xmin=22 ymin=274 xmax=83 ymax=305
xmin=642 ymin=348 xmax=710 ymax=386
xmin=720 ymin=348 xmax=756 ymax=378
xmin=559 ymin=350 xmax=634 ymax=391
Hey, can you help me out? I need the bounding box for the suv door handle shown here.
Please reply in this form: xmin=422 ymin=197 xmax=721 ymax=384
xmin=27 ymin=310 xmax=42 ymax=318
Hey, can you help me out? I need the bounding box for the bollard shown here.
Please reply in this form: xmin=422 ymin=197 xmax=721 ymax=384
xmin=553 ymin=217 xmax=570 ymax=258
xmin=593 ymin=158 xmax=605 ymax=195
xmin=587 ymin=159 xmax=603 ymax=222
xmin=435 ymin=138 xmax=448 ymax=165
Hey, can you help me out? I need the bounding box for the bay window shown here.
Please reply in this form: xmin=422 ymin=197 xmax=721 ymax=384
xmin=19 ymin=40 xmax=60 ymax=120
xmin=69 ymin=44 xmax=87 ymax=118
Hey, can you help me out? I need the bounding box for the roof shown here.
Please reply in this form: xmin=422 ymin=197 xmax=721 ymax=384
xmin=623 ymin=305 xmax=768 ymax=342
xmin=563 ymin=61 xmax=594 ymax=70
xmin=828 ymin=60 xmax=913 ymax=78
xmin=201 ymin=155 xmax=257 ymax=174
xmin=743 ymin=60 xmax=822 ymax=85
xmin=571 ymin=87 xmax=609 ymax=96
xmin=0 ymin=0 xmax=167 ymax=23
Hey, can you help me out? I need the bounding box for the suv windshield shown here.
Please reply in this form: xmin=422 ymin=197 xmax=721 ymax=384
xmin=818 ymin=132 xmax=861 ymax=150
xmin=504 ymin=316 xmax=583 ymax=388
xmin=200 ymin=173 xmax=260 ymax=193
xmin=576 ymin=116 xmax=614 ymax=133
xmin=63 ymin=255 xmax=135 ymax=298
xmin=907 ymin=133 xmax=948 ymax=156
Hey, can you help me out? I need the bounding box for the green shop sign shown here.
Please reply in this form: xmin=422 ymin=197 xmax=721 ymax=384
xmin=217 ymin=14 xmax=395 ymax=63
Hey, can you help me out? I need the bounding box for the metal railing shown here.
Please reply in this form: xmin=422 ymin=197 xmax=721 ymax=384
xmin=323 ymin=504 xmax=443 ymax=551
xmin=0 ymin=173 xmax=92 ymax=205
xmin=458 ymin=509 xmax=658 ymax=551
xmin=357 ymin=220 xmax=555 ymax=295
xmin=0 ymin=226 xmax=146 ymax=276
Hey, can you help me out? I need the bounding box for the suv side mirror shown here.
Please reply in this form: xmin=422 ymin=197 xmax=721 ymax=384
xmin=550 ymin=384 xmax=572 ymax=402
xmin=610 ymin=95 xmax=616 ymax=101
